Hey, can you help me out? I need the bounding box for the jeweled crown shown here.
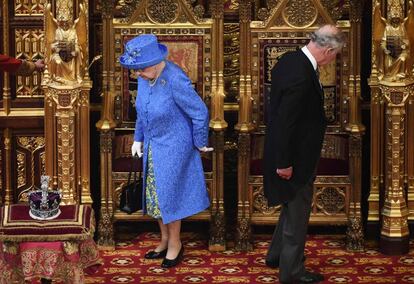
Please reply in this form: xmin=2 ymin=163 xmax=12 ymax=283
xmin=29 ymin=176 xmax=62 ymax=220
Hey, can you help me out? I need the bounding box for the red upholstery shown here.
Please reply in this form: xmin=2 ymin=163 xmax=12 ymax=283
xmin=249 ymin=134 xmax=349 ymax=176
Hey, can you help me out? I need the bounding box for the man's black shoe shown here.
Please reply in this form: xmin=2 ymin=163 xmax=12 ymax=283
xmin=294 ymin=271 xmax=324 ymax=284
xmin=265 ymin=256 xmax=307 ymax=268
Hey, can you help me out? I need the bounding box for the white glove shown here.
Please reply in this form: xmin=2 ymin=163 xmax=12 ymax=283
xmin=198 ymin=146 xmax=214 ymax=152
xmin=131 ymin=141 xmax=143 ymax=158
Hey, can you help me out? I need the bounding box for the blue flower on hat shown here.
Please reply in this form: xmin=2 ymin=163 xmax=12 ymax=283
xmin=119 ymin=34 xmax=168 ymax=69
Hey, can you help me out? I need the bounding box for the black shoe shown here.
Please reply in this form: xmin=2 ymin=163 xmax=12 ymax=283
xmin=265 ymin=256 xmax=306 ymax=268
xmin=294 ymin=271 xmax=324 ymax=284
xmin=161 ymin=245 xmax=184 ymax=268
xmin=144 ymin=248 xmax=167 ymax=259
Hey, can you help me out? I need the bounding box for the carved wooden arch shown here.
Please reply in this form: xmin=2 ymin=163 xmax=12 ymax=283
xmin=259 ymin=0 xmax=335 ymax=29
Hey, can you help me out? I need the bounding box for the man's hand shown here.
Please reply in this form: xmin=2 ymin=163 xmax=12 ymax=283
xmin=131 ymin=141 xmax=143 ymax=158
xmin=34 ymin=59 xmax=45 ymax=72
xmin=276 ymin=166 xmax=293 ymax=180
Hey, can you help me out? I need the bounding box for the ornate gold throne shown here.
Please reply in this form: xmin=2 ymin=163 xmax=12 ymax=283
xmin=97 ymin=0 xmax=226 ymax=250
xmin=234 ymin=0 xmax=365 ymax=251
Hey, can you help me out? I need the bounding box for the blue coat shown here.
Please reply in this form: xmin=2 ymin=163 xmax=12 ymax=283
xmin=134 ymin=61 xmax=210 ymax=224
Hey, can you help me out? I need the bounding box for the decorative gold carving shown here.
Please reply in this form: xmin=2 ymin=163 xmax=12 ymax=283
xmin=380 ymin=83 xmax=412 ymax=239
xmin=118 ymin=0 xmax=204 ymax=24
xmin=193 ymin=5 xmax=205 ymax=19
xmin=373 ymin=0 xmax=414 ymax=82
xmin=235 ymin=217 xmax=253 ymax=251
xmin=57 ymin=0 xmax=74 ymax=22
xmin=100 ymin=131 xmax=114 ymax=153
xmin=238 ymin=0 xmax=251 ymax=23
xmin=15 ymin=29 xmax=44 ymax=98
xmin=44 ymin=1 xmax=88 ymax=84
xmin=210 ymin=0 xmax=224 ymax=19
xmin=320 ymin=135 xmax=347 ymax=160
xmin=252 ymin=184 xmax=280 ymax=215
xmin=209 ymin=211 xmax=226 ymax=251
xmin=346 ymin=217 xmax=364 ymax=251
xmin=3 ymin=129 xmax=13 ymax=205
xmin=98 ymin=207 xmax=115 ymax=247
xmin=17 ymin=136 xmax=45 ymax=152
xmin=348 ymin=0 xmax=362 ymax=23
xmin=224 ymin=24 xmax=240 ymax=104
xmin=257 ymin=8 xmax=269 ymax=21
xmin=315 ymin=186 xmax=346 ymax=215
xmin=14 ymin=0 xmax=45 ymax=16
xmin=238 ymin=133 xmax=250 ymax=158
xmin=16 ymin=151 xmax=26 ymax=189
xmin=147 ymin=0 xmax=179 ymax=24
xmin=282 ymin=0 xmax=318 ymax=28
xmin=320 ymin=0 xmax=350 ymax=22
xmin=40 ymin=151 xmax=46 ymax=176
xmin=349 ymin=134 xmax=362 ymax=158
xmin=16 ymin=136 xmax=46 ymax=199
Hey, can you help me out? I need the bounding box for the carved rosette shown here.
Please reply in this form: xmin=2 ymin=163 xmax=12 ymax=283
xmin=282 ymin=0 xmax=318 ymax=28
xmin=252 ymin=184 xmax=280 ymax=215
xmin=147 ymin=0 xmax=179 ymax=23
xmin=315 ymin=186 xmax=346 ymax=215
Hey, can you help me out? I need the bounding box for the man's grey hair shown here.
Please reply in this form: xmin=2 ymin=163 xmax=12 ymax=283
xmin=310 ymin=25 xmax=346 ymax=50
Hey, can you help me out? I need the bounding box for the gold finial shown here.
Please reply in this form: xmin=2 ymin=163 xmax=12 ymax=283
xmin=388 ymin=0 xmax=403 ymax=19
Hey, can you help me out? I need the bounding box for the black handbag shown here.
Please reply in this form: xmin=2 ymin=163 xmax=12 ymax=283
xmin=119 ymin=157 xmax=143 ymax=214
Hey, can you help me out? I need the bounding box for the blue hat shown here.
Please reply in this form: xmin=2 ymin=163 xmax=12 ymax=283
xmin=119 ymin=34 xmax=168 ymax=69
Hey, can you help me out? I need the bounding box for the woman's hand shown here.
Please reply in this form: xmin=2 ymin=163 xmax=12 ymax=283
xmin=131 ymin=141 xmax=143 ymax=158
xmin=198 ymin=146 xmax=214 ymax=152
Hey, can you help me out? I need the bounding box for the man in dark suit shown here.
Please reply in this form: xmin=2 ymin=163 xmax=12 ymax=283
xmin=263 ymin=25 xmax=345 ymax=284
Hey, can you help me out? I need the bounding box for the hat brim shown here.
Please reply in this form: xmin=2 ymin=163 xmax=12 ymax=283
xmin=119 ymin=43 xmax=168 ymax=69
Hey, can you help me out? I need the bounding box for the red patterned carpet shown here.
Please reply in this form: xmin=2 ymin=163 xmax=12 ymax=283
xmin=80 ymin=232 xmax=414 ymax=284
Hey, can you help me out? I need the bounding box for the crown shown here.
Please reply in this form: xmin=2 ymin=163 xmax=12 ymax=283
xmin=29 ymin=176 xmax=62 ymax=220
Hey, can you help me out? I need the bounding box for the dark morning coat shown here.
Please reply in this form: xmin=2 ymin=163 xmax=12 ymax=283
xmin=263 ymin=49 xmax=327 ymax=206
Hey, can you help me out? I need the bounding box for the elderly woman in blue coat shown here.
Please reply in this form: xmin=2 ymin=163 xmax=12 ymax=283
xmin=119 ymin=34 xmax=212 ymax=268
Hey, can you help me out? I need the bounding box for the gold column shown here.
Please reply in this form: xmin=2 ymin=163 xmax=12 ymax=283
xmin=235 ymin=0 xmax=254 ymax=251
xmin=345 ymin=0 xmax=365 ymax=251
xmin=407 ymin=92 xmax=414 ymax=220
xmin=209 ymin=0 xmax=227 ymax=251
xmin=370 ymin=0 xmax=413 ymax=254
xmin=368 ymin=0 xmax=385 ymax=228
xmin=379 ymin=83 xmax=411 ymax=254
xmin=1 ymin=0 xmax=11 ymax=115
xmin=3 ymin=129 xmax=13 ymax=205
xmin=43 ymin=0 xmax=92 ymax=204
xmin=96 ymin=0 xmax=116 ymax=248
